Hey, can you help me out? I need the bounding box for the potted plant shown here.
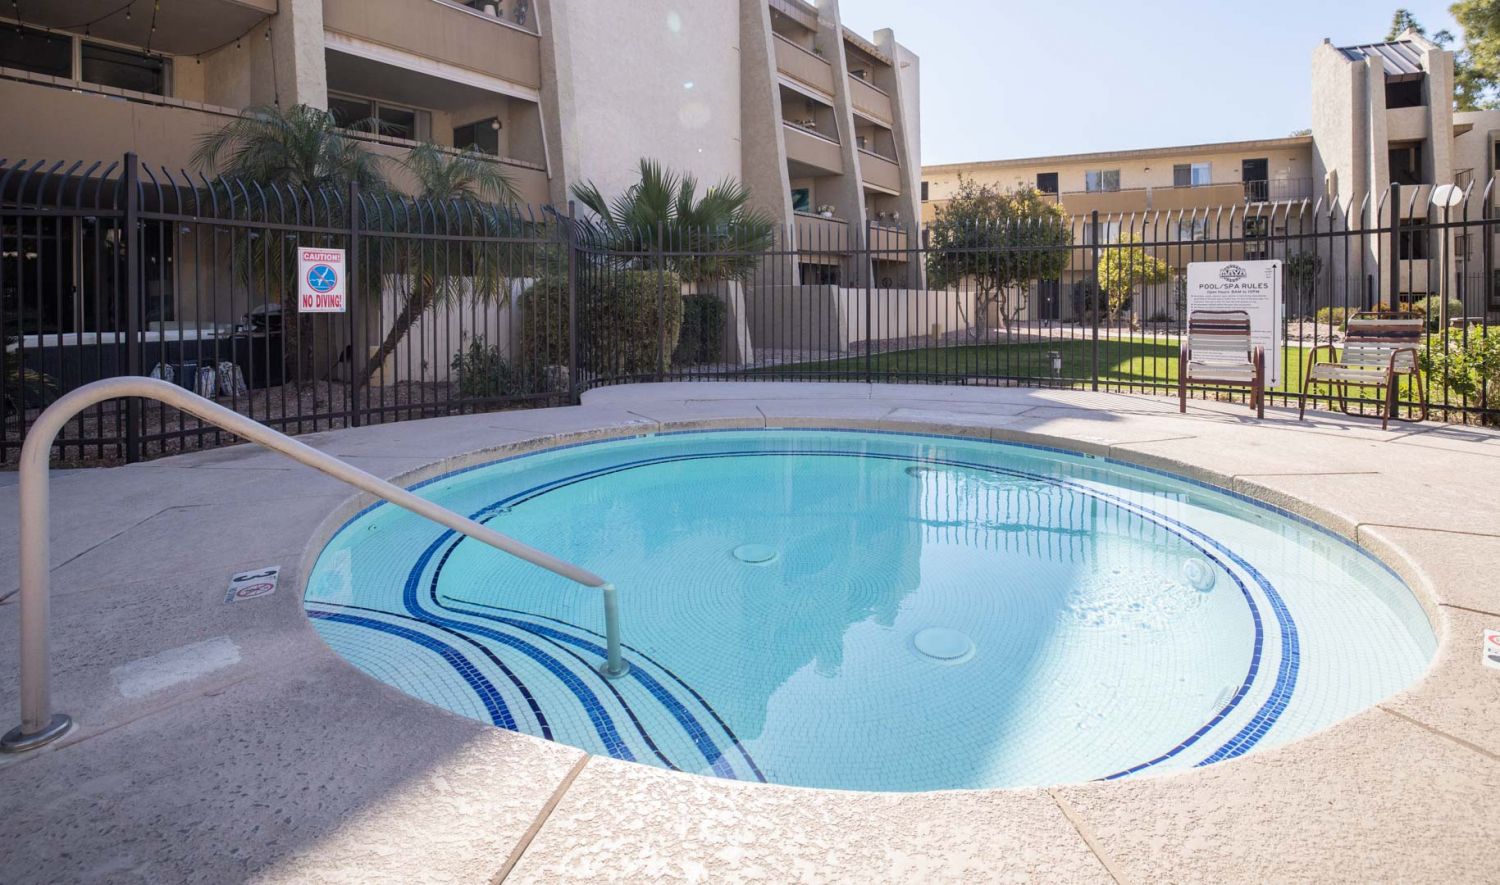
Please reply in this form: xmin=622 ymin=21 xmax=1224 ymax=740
xmin=817 ymin=204 xmax=836 ymax=219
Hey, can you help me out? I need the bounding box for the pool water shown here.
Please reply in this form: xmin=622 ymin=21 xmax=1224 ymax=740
xmin=304 ymin=430 xmax=1435 ymax=792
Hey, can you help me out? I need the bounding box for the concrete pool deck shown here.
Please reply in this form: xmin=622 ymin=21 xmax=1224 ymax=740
xmin=0 ymin=382 xmax=1496 ymax=883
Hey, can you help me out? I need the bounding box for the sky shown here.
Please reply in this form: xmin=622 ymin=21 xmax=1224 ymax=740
xmin=835 ymin=0 xmax=1463 ymax=166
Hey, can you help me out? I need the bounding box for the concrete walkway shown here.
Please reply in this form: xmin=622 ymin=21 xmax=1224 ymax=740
xmin=1 ymin=382 xmax=1496 ymax=883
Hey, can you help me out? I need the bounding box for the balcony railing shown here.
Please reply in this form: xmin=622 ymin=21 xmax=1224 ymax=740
xmin=1243 ymin=178 xmax=1314 ymax=203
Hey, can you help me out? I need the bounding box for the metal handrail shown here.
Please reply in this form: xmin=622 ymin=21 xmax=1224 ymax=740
xmin=1 ymin=377 xmax=628 ymax=754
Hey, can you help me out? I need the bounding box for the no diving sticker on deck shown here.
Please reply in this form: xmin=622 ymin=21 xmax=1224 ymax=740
xmin=226 ymin=567 xmax=280 ymax=603
xmin=1484 ymin=629 xmax=1500 ymax=670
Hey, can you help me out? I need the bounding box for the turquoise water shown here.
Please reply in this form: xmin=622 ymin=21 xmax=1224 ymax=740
xmin=304 ymin=430 xmax=1435 ymax=792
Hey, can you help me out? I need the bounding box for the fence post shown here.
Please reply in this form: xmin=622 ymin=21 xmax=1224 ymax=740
xmin=348 ymin=181 xmax=362 ymax=428
xmin=1090 ymin=210 xmax=1101 ymax=393
xmin=1389 ymin=182 xmax=1402 ymax=309
xmin=123 ymin=152 xmax=142 ymax=462
xmin=864 ymin=217 xmax=874 ymax=384
xmin=566 ymin=201 xmax=580 ymax=403
xmin=656 ymin=221 xmax=666 ymax=383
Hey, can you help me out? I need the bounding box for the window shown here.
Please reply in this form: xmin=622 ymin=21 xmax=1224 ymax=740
xmin=1176 ymin=218 xmax=1208 ymax=241
xmin=1173 ymin=162 xmax=1212 ymax=187
xmin=1081 ymin=220 xmax=1121 ymax=245
xmin=81 ymin=42 xmax=167 ymax=95
xmin=791 ymin=188 xmax=812 ymax=213
xmin=1036 ymin=172 xmax=1059 ymax=194
xmin=920 ymin=181 xmax=929 ymax=202
xmin=1244 ymin=217 xmax=1269 ymax=238
xmin=0 ymin=25 xmax=71 ymax=78
xmin=453 ymin=119 xmax=501 ymax=155
xmin=1398 ymin=230 xmax=1429 ymax=260
xmin=329 ymin=93 xmax=430 ymax=141
xmin=1085 ymin=170 xmax=1120 ymax=192
xmin=1389 ymin=143 xmax=1424 ymax=186
xmin=1385 ymin=76 xmax=1425 ymax=109
xmin=800 ymin=263 xmax=840 ymax=285
xmin=0 ymin=26 xmax=168 ymax=95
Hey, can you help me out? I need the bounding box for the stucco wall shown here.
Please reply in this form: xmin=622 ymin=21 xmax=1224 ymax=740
xmin=546 ymin=0 xmax=744 ymax=204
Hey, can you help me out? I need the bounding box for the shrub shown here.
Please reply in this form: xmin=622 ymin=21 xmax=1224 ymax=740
xmin=1410 ymin=296 xmax=1465 ymax=331
xmin=674 ymin=292 xmax=727 ymax=365
xmin=519 ymin=269 xmax=684 ymax=380
xmin=1420 ymin=324 xmax=1500 ymax=402
xmin=1314 ymin=306 xmax=1350 ymax=327
xmin=449 ymin=336 xmax=526 ymax=400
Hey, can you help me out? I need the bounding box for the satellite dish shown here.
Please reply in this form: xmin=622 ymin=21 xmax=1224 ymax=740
xmin=1431 ymin=184 xmax=1465 ymax=208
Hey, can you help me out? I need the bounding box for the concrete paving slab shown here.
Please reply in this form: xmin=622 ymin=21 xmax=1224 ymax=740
xmin=1053 ymin=709 xmax=1500 ymax=882
xmin=508 ymin=758 xmax=1113 ymax=884
xmin=1235 ymin=466 xmax=1500 ymax=538
xmin=1382 ymin=606 xmax=1500 ymax=760
xmin=0 ymin=655 xmax=581 ymax=885
xmin=1358 ymin=524 xmax=1500 ymax=615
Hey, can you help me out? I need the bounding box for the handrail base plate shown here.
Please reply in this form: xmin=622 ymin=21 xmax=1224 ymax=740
xmin=2 ymin=713 xmax=73 ymax=753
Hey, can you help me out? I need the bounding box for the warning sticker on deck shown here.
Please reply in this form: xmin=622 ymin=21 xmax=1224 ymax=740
xmin=226 ymin=567 xmax=280 ymax=603
xmin=1484 ymin=629 xmax=1500 ymax=671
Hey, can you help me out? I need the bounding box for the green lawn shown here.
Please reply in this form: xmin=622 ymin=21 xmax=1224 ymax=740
xmin=752 ymin=337 xmax=1321 ymax=395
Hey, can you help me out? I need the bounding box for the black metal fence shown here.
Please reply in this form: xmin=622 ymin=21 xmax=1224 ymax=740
xmin=4 ymin=155 xmax=1498 ymax=464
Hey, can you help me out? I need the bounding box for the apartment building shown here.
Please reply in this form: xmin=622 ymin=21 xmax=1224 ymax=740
xmin=923 ymin=29 xmax=1500 ymax=321
xmin=0 ymin=0 xmax=919 ymax=283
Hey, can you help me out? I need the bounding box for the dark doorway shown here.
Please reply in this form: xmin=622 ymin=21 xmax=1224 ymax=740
xmin=1242 ymin=158 xmax=1269 ymax=201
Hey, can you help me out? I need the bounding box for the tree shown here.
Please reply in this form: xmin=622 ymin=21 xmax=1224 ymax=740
xmin=1285 ymin=251 xmax=1323 ymax=318
xmin=571 ymin=158 xmax=774 ymax=287
xmin=360 ymin=143 xmax=520 ymax=383
xmin=1096 ymin=234 xmax=1169 ymax=322
xmin=924 ymin=176 xmax=1072 ymax=332
xmin=193 ymin=103 xmax=387 ymax=193
xmin=1451 ymin=0 xmax=1500 ymax=110
xmin=194 ymin=104 xmax=389 ymax=384
xmin=1387 ymin=8 xmax=1426 ymax=39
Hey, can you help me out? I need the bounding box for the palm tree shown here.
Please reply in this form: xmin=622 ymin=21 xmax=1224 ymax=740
xmin=360 ymin=143 xmax=520 ymax=383
xmin=571 ymin=158 xmax=774 ymax=286
xmin=192 ymin=103 xmax=386 ymax=192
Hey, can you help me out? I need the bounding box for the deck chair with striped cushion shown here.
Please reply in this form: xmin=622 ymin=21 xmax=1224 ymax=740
xmin=1298 ymin=311 xmax=1427 ymax=430
xmin=1179 ymin=310 xmax=1266 ymax=418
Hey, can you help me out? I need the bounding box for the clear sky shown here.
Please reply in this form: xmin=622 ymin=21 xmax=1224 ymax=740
xmin=835 ymin=0 xmax=1463 ymax=166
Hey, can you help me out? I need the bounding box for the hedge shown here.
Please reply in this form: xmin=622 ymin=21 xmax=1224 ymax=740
xmin=520 ymin=269 xmax=684 ymax=381
xmin=673 ymin=292 xmax=728 ymax=366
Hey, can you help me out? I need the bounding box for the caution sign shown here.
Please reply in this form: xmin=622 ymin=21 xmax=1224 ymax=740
xmin=1484 ymin=628 xmax=1500 ymax=670
xmin=298 ymin=247 xmax=347 ymax=313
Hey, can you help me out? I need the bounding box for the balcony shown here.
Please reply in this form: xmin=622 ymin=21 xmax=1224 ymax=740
xmin=783 ymin=123 xmax=844 ymax=176
xmin=859 ymin=149 xmax=902 ymax=194
xmin=794 ymin=212 xmax=852 ymax=260
xmin=848 ymin=77 xmax=894 ymax=126
xmin=769 ymin=0 xmax=820 ymax=31
xmin=869 ymin=224 xmax=910 ymax=258
xmin=323 ymin=0 xmax=542 ymax=93
xmin=1148 ymin=183 xmax=1252 ymax=212
xmin=1243 ymin=178 xmax=1315 ymax=203
xmin=1386 ymin=105 xmax=1430 ymax=141
xmin=14 ymin=0 xmax=274 ymax=55
xmin=774 ymin=34 xmax=836 ymax=97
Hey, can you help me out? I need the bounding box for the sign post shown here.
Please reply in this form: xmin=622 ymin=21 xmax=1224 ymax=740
xmin=298 ymin=247 xmax=347 ymax=314
xmin=1187 ymin=260 xmax=1284 ymax=386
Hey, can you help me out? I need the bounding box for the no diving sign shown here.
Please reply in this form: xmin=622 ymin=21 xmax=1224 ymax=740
xmin=1484 ymin=628 xmax=1500 ymax=670
xmin=298 ymin=247 xmax=346 ymax=313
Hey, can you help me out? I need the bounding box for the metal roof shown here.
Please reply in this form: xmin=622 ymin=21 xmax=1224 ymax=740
xmin=1338 ymin=41 xmax=1426 ymax=81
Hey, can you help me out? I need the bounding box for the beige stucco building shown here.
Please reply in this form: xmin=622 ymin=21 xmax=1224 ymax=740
xmin=923 ymin=29 xmax=1500 ymax=322
xmin=0 ymin=0 xmax=919 ymax=283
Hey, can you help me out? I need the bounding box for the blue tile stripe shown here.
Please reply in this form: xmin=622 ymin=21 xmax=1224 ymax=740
xmin=451 ymin=597 xmax=767 ymax=784
xmin=400 ymin=529 xmax=638 ymax=762
xmin=307 ymin=608 xmax=517 ymax=730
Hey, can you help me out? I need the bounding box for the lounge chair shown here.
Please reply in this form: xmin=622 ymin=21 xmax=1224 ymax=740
xmin=1179 ymin=310 xmax=1265 ymax=418
xmin=1298 ymin=311 xmax=1427 ymax=430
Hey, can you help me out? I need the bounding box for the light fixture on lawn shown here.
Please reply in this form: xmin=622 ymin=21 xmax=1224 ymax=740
xmin=1048 ymin=350 xmax=1062 ymax=379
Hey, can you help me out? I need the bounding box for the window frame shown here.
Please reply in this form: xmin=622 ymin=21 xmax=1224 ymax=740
xmin=1084 ymin=169 xmax=1121 ymax=193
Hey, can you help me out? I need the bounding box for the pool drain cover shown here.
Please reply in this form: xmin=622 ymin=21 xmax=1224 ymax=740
xmin=913 ymin=627 xmax=975 ymax=664
xmin=733 ymin=544 xmax=779 ymax=564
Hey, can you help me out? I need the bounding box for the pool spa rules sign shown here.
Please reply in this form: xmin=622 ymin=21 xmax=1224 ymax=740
xmin=1187 ymin=260 xmax=1284 ymax=385
xmin=298 ymin=247 xmax=347 ymax=313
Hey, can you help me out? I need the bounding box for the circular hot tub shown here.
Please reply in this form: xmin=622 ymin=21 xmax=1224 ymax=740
xmin=304 ymin=429 xmax=1434 ymax=792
